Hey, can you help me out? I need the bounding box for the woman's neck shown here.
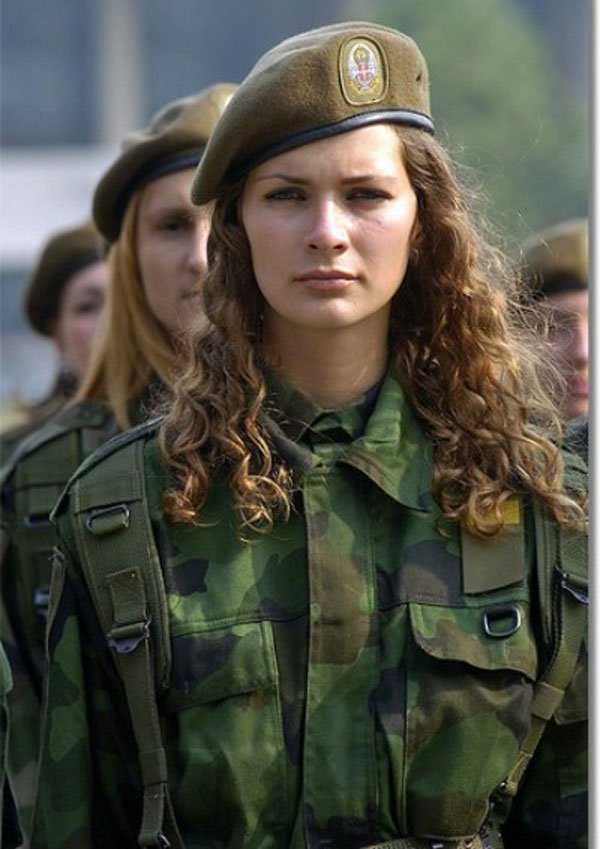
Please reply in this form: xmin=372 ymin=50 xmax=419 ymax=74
xmin=265 ymin=318 xmax=390 ymax=409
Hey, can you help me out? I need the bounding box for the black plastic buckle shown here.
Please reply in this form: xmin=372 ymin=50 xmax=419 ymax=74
xmin=107 ymin=619 xmax=150 ymax=654
xmin=23 ymin=512 xmax=52 ymax=529
xmin=482 ymin=604 xmax=522 ymax=638
xmin=556 ymin=567 xmax=588 ymax=604
xmin=85 ymin=503 xmax=130 ymax=536
xmin=33 ymin=587 xmax=50 ymax=619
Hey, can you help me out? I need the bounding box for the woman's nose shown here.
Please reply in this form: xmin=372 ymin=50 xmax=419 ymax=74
xmin=188 ymin=221 xmax=210 ymax=275
xmin=305 ymin=200 xmax=348 ymax=252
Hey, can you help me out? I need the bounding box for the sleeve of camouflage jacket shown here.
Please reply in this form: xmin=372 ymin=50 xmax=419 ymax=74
xmin=29 ymin=542 xmax=142 ymax=849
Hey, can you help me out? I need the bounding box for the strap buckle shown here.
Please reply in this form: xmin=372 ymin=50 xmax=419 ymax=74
xmin=482 ymin=604 xmax=522 ymax=638
xmin=33 ymin=587 xmax=50 ymax=618
xmin=108 ymin=619 xmax=150 ymax=654
xmin=556 ymin=567 xmax=588 ymax=604
xmin=85 ymin=503 xmax=130 ymax=536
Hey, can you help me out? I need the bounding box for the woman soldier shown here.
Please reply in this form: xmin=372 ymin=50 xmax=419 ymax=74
xmin=32 ymin=22 xmax=586 ymax=849
xmin=0 ymin=82 xmax=236 ymax=845
xmin=0 ymin=220 xmax=108 ymax=464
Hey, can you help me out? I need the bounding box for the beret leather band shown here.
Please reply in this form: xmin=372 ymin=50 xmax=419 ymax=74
xmin=521 ymin=218 xmax=588 ymax=298
xmin=531 ymin=274 xmax=587 ymax=299
xmin=116 ymin=150 xmax=203 ymax=216
xmin=228 ymin=108 xmax=435 ymax=183
xmin=57 ymin=252 xmax=103 ymax=285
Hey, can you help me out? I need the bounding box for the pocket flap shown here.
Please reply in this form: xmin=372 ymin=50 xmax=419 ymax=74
xmin=167 ymin=620 xmax=278 ymax=709
xmin=409 ymin=602 xmax=537 ymax=679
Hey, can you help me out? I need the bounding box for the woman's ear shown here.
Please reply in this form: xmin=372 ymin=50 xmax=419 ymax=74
xmin=409 ymin=216 xmax=423 ymax=265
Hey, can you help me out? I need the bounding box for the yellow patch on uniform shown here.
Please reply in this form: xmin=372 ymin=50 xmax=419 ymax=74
xmin=339 ymin=37 xmax=387 ymax=105
xmin=502 ymin=496 xmax=521 ymax=525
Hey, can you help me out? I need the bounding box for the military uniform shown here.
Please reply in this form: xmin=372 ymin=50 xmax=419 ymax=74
xmin=30 ymin=375 xmax=587 ymax=848
xmin=0 ymin=399 xmax=119 ymax=837
xmin=0 ymin=81 xmax=237 ymax=844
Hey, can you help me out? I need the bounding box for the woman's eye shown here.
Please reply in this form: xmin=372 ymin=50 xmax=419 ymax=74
xmin=264 ymin=188 xmax=304 ymax=201
xmin=160 ymin=215 xmax=192 ymax=232
xmin=73 ymin=300 xmax=103 ymax=317
xmin=348 ymin=188 xmax=389 ymax=201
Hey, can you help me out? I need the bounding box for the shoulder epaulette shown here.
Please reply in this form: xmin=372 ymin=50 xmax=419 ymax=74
xmin=50 ymin=416 xmax=163 ymax=520
xmin=0 ymin=401 xmax=113 ymax=486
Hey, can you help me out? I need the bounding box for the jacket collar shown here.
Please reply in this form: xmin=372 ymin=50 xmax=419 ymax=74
xmin=263 ymin=372 xmax=434 ymax=512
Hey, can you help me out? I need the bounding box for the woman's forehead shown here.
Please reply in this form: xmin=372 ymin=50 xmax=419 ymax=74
xmin=246 ymin=124 xmax=403 ymax=182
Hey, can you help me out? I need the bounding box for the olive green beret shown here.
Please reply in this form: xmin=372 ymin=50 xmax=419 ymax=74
xmin=93 ymin=82 xmax=238 ymax=243
xmin=192 ymin=21 xmax=432 ymax=204
xmin=521 ymin=218 xmax=588 ymax=298
xmin=25 ymin=220 xmax=103 ymax=337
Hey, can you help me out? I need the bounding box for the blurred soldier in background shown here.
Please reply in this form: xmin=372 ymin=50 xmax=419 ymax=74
xmin=520 ymin=218 xmax=589 ymax=463
xmin=521 ymin=218 xmax=589 ymax=420
xmin=0 ymin=81 xmax=237 ymax=845
xmin=0 ymin=221 xmax=108 ymax=464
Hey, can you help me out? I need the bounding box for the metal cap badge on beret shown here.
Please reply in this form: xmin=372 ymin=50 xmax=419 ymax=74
xmin=25 ymin=220 xmax=103 ymax=337
xmin=521 ymin=218 xmax=588 ymax=298
xmin=93 ymin=82 xmax=238 ymax=243
xmin=191 ymin=21 xmax=433 ymax=205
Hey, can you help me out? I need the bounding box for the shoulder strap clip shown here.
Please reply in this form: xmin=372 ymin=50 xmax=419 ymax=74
xmin=85 ymin=503 xmax=131 ymax=535
xmin=556 ymin=566 xmax=588 ymax=605
xmin=108 ymin=619 xmax=151 ymax=654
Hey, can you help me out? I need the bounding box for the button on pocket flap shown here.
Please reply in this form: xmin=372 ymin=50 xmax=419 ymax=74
xmin=169 ymin=620 xmax=278 ymax=708
xmin=409 ymin=602 xmax=537 ymax=679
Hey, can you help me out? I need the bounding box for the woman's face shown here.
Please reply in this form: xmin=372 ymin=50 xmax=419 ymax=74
xmin=54 ymin=260 xmax=108 ymax=378
xmin=546 ymin=289 xmax=589 ymax=419
xmin=241 ymin=124 xmax=418 ymax=342
xmin=136 ymin=167 xmax=212 ymax=334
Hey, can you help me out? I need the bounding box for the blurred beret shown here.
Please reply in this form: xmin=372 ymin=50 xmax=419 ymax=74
xmin=93 ymin=82 xmax=238 ymax=242
xmin=192 ymin=21 xmax=432 ymax=204
xmin=25 ymin=220 xmax=103 ymax=337
xmin=521 ymin=218 xmax=588 ymax=298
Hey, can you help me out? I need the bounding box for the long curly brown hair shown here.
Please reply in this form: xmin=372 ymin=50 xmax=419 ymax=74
xmin=160 ymin=126 xmax=585 ymax=536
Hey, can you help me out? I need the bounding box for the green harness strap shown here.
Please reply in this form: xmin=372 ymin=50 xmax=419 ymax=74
xmin=460 ymin=477 xmax=588 ymax=802
xmin=3 ymin=402 xmax=116 ymax=630
xmin=503 ymin=499 xmax=588 ymax=797
xmin=70 ymin=435 xmax=183 ymax=849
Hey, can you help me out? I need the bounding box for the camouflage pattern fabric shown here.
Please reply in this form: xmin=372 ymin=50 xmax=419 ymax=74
xmin=564 ymin=416 xmax=588 ymax=466
xmin=30 ymin=374 xmax=587 ymax=848
xmin=0 ymin=399 xmax=120 ymax=843
xmin=0 ymin=638 xmax=13 ymax=846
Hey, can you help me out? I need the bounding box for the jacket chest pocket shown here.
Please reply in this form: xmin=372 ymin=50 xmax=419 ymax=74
xmin=162 ymin=618 xmax=290 ymax=841
xmin=404 ymin=600 xmax=537 ymax=839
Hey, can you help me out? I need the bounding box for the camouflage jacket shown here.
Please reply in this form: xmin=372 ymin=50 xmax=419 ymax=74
xmin=31 ymin=375 xmax=587 ymax=849
xmin=0 ymin=399 xmax=120 ymax=843
xmin=564 ymin=416 xmax=588 ymax=466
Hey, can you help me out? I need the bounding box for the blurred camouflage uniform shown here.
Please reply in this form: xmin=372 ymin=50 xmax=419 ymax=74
xmin=0 ymin=399 xmax=119 ymax=840
xmin=30 ymin=374 xmax=587 ymax=848
xmin=0 ymin=82 xmax=236 ymax=845
xmin=0 ymin=636 xmax=15 ymax=848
